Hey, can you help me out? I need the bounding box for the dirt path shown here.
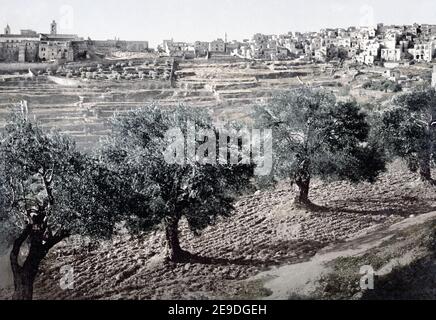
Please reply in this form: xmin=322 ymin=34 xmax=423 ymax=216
xmin=253 ymin=211 xmax=436 ymax=299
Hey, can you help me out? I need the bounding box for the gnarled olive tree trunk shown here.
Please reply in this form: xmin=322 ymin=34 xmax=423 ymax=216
xmin=10 ymin=226 xmax=45 ymax=300
xmin=294 ymin=158 xmax=312 ymax=207
xmin=419 ymin=155 xmax=431 ymax=182
xmin=418 ymin=138 xmax=433 ymax=182
xmin=11 ymin=252 xmax=42 ymax=300
xmin=10 ymin=225 xmax=66 ymax=300
xmin=295 ymin=176 xmax=311 ymax=206
xmin=164 ymin=216 xmax=191 ymax=263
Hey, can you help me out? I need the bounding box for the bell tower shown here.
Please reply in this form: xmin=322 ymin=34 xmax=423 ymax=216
xmin=4 ymin=24 xmax=11 ymax=35
xmin=50 ymin=20 xmax=57 ymax=35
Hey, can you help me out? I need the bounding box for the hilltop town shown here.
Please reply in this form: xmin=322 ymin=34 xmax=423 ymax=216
xmin=162 ymin=23 xmax=436 ymax=65
xmin=2 ymin=21 xmax=436 ymax=67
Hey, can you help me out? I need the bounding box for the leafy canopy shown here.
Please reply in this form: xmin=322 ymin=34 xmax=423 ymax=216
xmin=254 ymin=88 xmax=385 ymax=185
xmin=378 ymin=87 xmax=436 ymax=172
xmin=100 ymin=105 xmax=254 ymax=235
xmin=0 ymin=113 xmax=122 ymax=248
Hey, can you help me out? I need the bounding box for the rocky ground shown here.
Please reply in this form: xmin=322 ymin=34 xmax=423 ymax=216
xmin=1 ymin=160 xmax=436 ymax=300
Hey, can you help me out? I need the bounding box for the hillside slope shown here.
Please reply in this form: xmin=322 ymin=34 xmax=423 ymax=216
xmin=254 ymin=211 xmax=436 ymax=300
xmin=1 ymin=161 xmax=436 ymax=300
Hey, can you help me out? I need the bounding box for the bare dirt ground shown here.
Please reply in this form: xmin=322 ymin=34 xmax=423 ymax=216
xmin=1 ymin=160 xmax=435 ymax=300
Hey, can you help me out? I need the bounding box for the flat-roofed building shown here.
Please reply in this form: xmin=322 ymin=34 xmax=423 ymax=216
xmin=209 ymin=39 xmax=226 ymax=52
xmin=38 ymin=32 xmax=81 ymax=62
xmin=0 ymin=26 xmax=40 ymax=62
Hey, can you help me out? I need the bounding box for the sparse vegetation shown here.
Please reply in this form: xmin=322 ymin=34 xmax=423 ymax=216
xmin=363 ymin=80 xmax=402 ymax=93
xmin=313 ymin=220 xmax=436 ymax=300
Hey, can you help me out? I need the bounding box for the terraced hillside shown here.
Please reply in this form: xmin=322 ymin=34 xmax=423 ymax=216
xmin=3 ymin=57 xmax=426 ymax=150
xmin=0 ymin=77 xmax=215 ymax=149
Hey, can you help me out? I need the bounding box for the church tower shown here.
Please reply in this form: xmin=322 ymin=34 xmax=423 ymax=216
xmin=4 ymin=24 xmax=11 ymax=35
xmin=50 ymin=20 xmax=57 ymax=35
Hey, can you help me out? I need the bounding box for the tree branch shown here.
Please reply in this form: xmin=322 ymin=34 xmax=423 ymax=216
xmin=44 ymin=229 xmax=70 ymax=250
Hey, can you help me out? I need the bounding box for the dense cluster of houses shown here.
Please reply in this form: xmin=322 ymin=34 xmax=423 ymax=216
xmin=160 ymin=23 xmax=436 ymax=65
xmin=2 ymin=21 xmax=436 ymax=66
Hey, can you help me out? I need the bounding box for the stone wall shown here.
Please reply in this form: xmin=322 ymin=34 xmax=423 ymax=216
xmin=0 ymin=43 xmax=19 ymax=62
xmin=0 ymin=41 xmax=39 ymax=63
xmin=39 ymin=41 xmax=74 ymax=62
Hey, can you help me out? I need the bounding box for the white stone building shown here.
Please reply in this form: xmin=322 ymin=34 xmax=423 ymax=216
xmin=408 ymin=43 xmax=434 ymax=62
xmin=209 ymin=39 xmax=226 ymax=52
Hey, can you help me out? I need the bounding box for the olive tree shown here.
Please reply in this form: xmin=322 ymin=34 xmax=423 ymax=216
xmin=255 ymin=88 xmax=385 ymax=207
xmin=100 ymin=105 xmax=254 ymax=262
xmin=378 ymin=87 xmax=436 ymax=182
xmin=0 ymin=113 xmax=123 ymax=300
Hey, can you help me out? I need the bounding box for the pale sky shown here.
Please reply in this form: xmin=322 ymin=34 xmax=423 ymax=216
xmin=1 ymin=0 xmax=436 ymax=47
